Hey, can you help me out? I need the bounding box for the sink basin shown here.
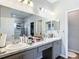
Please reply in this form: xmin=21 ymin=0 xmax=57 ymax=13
xmin=0 ymin=48 xmax=6 ymax=54
xmin=5 ymin=43 xmax=28 ymax=51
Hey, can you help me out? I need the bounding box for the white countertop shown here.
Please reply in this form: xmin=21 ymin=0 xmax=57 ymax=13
xmin=0 ymin=37 xmax=61 ymax=58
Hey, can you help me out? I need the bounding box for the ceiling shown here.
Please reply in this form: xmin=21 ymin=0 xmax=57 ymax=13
xmin=32 ymin=0 xmax=60 ymax=11
xmin=11 ymin=0 xmax=60 ymax=19
xmin=1 ymin=0 xmax=60 ymax=19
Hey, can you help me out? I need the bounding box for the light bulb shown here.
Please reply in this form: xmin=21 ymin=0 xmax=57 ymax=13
xmin=23 ymin=0 xmax=29 ymax=4
xmin=14 ymin=23 xmax=16 ymax=28
xmin=18 ymin=0 xmax=24 ymax=2
xmin=28 ymin=1 xmax=33 ymax=7
xmin=47 ymin=0 xmax=57 ymax=3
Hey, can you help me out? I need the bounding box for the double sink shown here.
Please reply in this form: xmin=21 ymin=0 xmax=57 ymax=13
xmin=0 ymin=37 xmax=61 ymax=54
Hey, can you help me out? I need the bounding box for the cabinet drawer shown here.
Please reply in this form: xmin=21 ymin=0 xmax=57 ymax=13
xmin=23 ymin=48 xmax=37 ymax=59
xmin=38 ymin=43 xmax=52 ymax=52
xmin=23 ymin=53 xmax=34 ymax=59
xmin=45 ymin=43 xmax=52 ymax=49
xmin=4 ymin=53 xmax=23 ymax=59
xmin=23 ymin=48 xmax=37 ymax=55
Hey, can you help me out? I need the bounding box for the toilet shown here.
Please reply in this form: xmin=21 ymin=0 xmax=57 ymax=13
xmin=68 ymin=51 xmax=78 ymax=59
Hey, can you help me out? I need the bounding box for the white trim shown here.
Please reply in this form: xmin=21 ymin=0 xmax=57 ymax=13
xmin=67 ymin=8 xmax=79 ymax=12
xmin=63 ymin=11 xmax=68 ymax=58
xmin=60 ymin=54 xmax=68 ymax=58
xmin=68 ymin=9 xmax=79 ymax=57
xmin=68 ymin=49 xmax=79 ymax=54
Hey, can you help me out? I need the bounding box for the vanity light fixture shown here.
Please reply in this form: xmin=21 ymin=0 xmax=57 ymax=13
xmin=47 ymin=0 xmax=58 ymax=3
xmin=28 ymin=1 xmax=33 ymax=7
xmin=18 ymin=0 xmax=33 ymax=7
xmin=23 ymin=0 xmax=29 ymax=5
xmin=14 ymin=23 xmax=16 ymax=28
xmin=18 ymin=0 xmax=24 ymax=2
xmin=39 ymin=7 xmax=44 ymax=12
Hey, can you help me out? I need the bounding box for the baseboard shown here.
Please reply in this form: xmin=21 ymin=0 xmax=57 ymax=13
xmin=68 ymin=49 xmax=79 ymax=54
xmin=56 ymin=56 xmax=65 ymax=59
xmin=60 ymin=54 xmax=68 ymax=59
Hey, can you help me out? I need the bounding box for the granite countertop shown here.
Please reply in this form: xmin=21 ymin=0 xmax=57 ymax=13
xmin=0 ymin=37 xmax=61 ymax=58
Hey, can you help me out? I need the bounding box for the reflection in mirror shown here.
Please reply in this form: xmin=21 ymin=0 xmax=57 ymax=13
xmin=52 ymin=21 xmax=60 ymax=31
xmin=0 ymin=5 xmax=32 ymax=39
xmin=0 ymin=5 xmax=60 ymax=41
xmin=0 ymin=5 xmax=44 ymax=40
xmin=46 ymin=20 xmax=60 ymax=31
xmin=45 ymin=20 xmax=60 ymax=38
xmin=46 ymin=21 xmax=51 ymax=30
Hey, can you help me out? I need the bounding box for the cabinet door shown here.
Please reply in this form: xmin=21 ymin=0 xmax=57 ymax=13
xmin=4 ymin=53 xmax=23 ymax=59
xmin=38 ymin=43 xmax=52 ymax=52
xmin=52 ymin=40 xmax=61 ymax=59
xmin=23 ymin=53 xmax=34 ymax=59
xmin=23 ymin=49 xmax=37 ymax=59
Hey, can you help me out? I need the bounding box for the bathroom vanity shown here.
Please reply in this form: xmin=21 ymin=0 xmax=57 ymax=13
xmin=0 ymin=5 xmax=61 ymax=59
xmin=0 ymin=37 xmax=61 ymax=59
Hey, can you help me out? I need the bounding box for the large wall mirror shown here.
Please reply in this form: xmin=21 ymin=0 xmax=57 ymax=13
xmin=45 ymin=20 xmax=60 ymax=38
xmin=0 ymin=5 xmax=60 ymax=40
